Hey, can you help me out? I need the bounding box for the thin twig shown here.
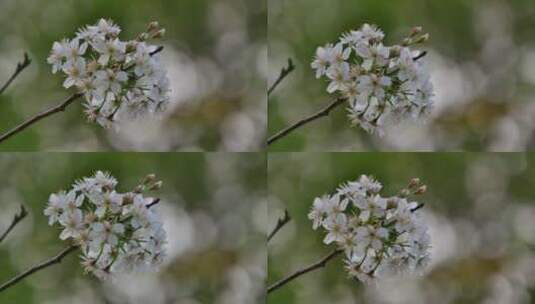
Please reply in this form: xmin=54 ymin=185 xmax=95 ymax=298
xmin=0 ymin=53 xmax=32 ymax=95
xmin=0 ymin=205 xmax=28 ymax=244
xmin=411 ymin=203 xmax=425 ymax=212
xmin=0 ymin=46 xmax=165 ymax=145
xmin=267 ymin=51 xmax=429 ymax=146
xmin=267 ymin=249 xmax=343 ymax=294
xmin=0 ymin=93 xmax=83 ymax=144
xmin=267 ymin=209 xmax=291 ymax=242
xmin=150 ymin=46 xmax=164 ymax=56
xmin=268 ymin=98 xmax=345 ymax=146
xmin=268 ymin=58 xmax=295 ymax=97
xmin=413 ymin=51 xmax=427 ymax=61
xmin=0 ymin=245 xmax=78 ymax=292
xmin=146 ymin=198 xmax=161 ymax=208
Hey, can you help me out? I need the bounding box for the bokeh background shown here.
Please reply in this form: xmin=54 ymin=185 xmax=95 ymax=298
xmin=268 ymin=0 xmax=535 ymax=151
xmin=0 ymin=0 xmax=266 ymax=151
xmin=0 ymin=153 xmax=266 ymax=304
xmin=268 ymin=153 xmax=535 ymax=303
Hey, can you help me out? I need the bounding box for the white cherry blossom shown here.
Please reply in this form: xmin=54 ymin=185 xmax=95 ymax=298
xmin=311 ymin=24 xmax=434 ymax=135
xmin=59 ymin=210 xmax=84 ymax=240
xmin=357 ymin=74 xmax=392 ymax=100
xmin=311 ymin=45 xmax=334 ymax=78
xmin=323 ymin=213 xmax=347 ymax=244
xmin=309 ymin=174 xmax=430 ymax=283
xmin=326 ymin=63 xmax=351 ymax=93
xmin=92 ymin=38 xmax=126 ymax=66
xmin=62 ymin=58 xmax=88 ymax=88
xmin=47 ymin=40 xmax=69 ymax=74
xmin=47 ymin=19 xmax=170 ymax=128
xmin=308 ymin=196 xmax=330 ymax=230
xmin=44 ymin=171 xmax=167 ymax=280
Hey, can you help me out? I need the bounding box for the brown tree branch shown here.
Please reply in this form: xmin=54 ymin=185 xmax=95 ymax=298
xmin=268 ymin=98 xmax=345 ymax=146
xmin=0 ymin=205 xmax=28 ymax=244
xmin=411 ymin=203 xmax=425 ymax=212
xmin=268 ymin=58 xmax=295 ymax=97
xmin=0 ymin=245 xmax=78 ymax=292
xmin=150 ymin=46 xmax=164 ymax=56
xmin=146 ymin=198 xmax=161 ymax=208
xmin=0 ymin=53 xmax=32 ymax=95
xmin=267 ymin=249 xmax=343 ymax=294
xmin=268 ymin=209 xmax=291 ymax=242
xmin=0 ymin=93 xmax=83 ymax=144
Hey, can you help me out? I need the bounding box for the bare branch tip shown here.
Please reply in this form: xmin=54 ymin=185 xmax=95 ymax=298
xmin=0 ymin=204 xmax=29 ymax=244
xmin=268 ymin=209 xmax=292 ymax=242
xmin=0 ymin=52 xmax=32 ymax=95
xmin=15 ymin=205 xmax=28 ymax=221
xmin=268 ymin=58 xmax=296 ymax=97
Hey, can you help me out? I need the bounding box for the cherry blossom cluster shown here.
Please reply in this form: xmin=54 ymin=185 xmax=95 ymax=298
xmin=311 ymin=24 xmax=434 ymax=136
xmin=308 ymin=175 xmax=430 ymax=283
xmin=47 ymin=19 xmax=170 ymax=128
xmin=44 ymin=171 xmax=167 ymax=280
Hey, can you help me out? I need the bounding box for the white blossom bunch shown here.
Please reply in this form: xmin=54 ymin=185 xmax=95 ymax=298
xmin=308 ymin=175 xmax=430 ymax=283
xmin=44 ymin=171 xmax=167 ymax=280
xmin=311 ymin=24 xmax=434 ymax=136
xmin=47 ymin=19 xmax=170 ymax=128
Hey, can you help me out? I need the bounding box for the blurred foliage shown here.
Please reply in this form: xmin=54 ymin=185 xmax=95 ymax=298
xmin=268 ymin=153 xmax=535 ymax=303
xmin=268 ymin=0 xmax=535 ymax=151
xmin=0 ymin=153 xmax=266 ymax=303
xmin=0 ymin=0 xmax=266 ymax=151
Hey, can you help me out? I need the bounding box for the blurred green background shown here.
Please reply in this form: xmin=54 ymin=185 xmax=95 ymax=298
xmin=0 ymin=153 xmax=266 ymax=304
xmin=0 ymin=0 xmax=266 ymax=151
xmin=268 ymin=0 xmax=535 ymax=151
xmin=268 ymin=153 xmax=535 ymax=303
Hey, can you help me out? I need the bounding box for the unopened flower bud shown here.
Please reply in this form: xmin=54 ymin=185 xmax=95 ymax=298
xmin=408 ymin=178 xmax=421 ymax=189
xmin=122 ymin=193 xmax=134 ymax=205
xmin=414 ymin=185 xmax=427 ymax=195
xmin=133 ymin=185 xmax=144 ymax=193
xmin=138 ymin=32 xmax=150 ymax=41
xmin=410 ymin=26 xmax=423 ymax=37
xmin=147 ymin=21 xmax=160 ymax=32
xmin=415 ymin=33 xmax=430 ymax=44
xmin=387 ymin=198 xmax=399 ymax=209
xmin=149 ymin=181 xmax=163 ymax=191
xmin=152 ymin=29 xmax=166 ymax=39
xmin=143 ymin=174 xmax=157 ymax=185
xmin=390 ymin=45 xmax=401 ymax=57
xmin=126 ymin=41 xmax=138 ymax=53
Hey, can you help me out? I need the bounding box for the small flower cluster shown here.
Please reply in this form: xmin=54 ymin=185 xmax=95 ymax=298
xmin=311 ymin=24 xmax=434 ymax=136
xmin=44 ymin=171 xmax=167 ymax=280
xmin=47 ymin=19 xmax=170 ymax=128
xmin=308 ymin=175 xmax=430 ymax=283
